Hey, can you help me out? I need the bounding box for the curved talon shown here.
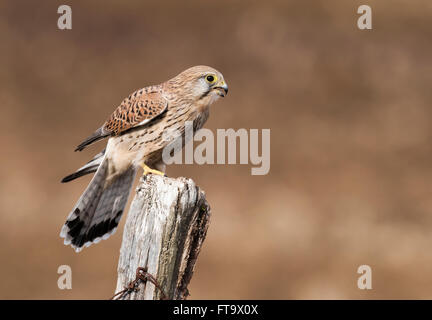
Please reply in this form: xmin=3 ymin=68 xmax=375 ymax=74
xmin=140 ymin=163 xmax=166 ymax=176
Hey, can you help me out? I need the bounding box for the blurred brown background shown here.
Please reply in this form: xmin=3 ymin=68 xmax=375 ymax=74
xmin=1 ymin=0 xmax=432 ymax=299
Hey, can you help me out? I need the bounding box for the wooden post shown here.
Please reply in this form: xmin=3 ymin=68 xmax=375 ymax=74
xmin=114 ymin=174 xmax=211 ymax=300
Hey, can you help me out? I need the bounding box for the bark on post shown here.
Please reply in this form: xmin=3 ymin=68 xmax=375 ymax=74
xmin=115 ymin=174 xmax=211 ymax=300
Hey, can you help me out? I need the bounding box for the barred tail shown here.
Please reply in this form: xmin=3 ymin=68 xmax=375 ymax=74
xmin=60 ymin=158 xmax=137 ymax=252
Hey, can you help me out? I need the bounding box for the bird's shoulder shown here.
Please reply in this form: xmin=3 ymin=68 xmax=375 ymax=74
xmin=103 ymin=85 xmax=168 ymax=135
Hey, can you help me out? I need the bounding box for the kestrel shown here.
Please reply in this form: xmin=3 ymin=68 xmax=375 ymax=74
xmin=60 ymin=66 xmax=228 ymax=252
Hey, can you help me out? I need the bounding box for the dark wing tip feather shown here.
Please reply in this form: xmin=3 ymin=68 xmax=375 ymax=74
xmin=61 ymin=165 xmax=98 ymax=183
xmin=75 ymin=127 xmax=109 ymax=152
xmin=61 ymin=175 xmax=74 ymax=183
xmin=61 ymin=173 xmax=81 ymax=183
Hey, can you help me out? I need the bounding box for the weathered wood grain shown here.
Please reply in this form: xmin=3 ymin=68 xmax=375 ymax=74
xmin=115 ymin=174 xmax=210 ymax=300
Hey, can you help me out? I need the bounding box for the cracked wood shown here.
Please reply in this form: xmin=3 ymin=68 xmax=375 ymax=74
xmin=115 ymin=174 xmax=211 ymax=300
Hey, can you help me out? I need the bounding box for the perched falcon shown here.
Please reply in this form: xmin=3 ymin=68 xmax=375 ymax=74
xmin=60 ymin=66 xmax=228 ymax=252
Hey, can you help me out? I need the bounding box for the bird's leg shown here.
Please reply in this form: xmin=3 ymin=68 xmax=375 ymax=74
xmin=140 ymin=163 xmax=165 ymax=176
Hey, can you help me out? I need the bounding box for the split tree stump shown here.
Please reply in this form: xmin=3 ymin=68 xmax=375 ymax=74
xmin=114 ymin=175 xmax=211 ymax=300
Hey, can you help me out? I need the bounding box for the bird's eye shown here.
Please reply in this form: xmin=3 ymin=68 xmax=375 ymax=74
xmin=205 ymin=74 xmax=217 ymax=84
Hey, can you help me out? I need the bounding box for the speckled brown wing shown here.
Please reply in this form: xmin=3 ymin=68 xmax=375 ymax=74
xmin=103 ymin=89 xmax=168 ymax=136
xmin=74 ymin=88 xmax=168 ymax=152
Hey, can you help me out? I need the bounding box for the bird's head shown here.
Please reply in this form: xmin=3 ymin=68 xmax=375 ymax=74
xmin=165 ymin=65 xmax=228 ymax=104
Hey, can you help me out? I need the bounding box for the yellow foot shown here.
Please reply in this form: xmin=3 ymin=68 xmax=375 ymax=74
xmin=140 ymin=163 xmax=165 ymax=176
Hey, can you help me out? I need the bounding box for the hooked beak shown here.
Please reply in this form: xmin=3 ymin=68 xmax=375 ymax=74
xmin=214 ymin=80 xmax=228 ymax=97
